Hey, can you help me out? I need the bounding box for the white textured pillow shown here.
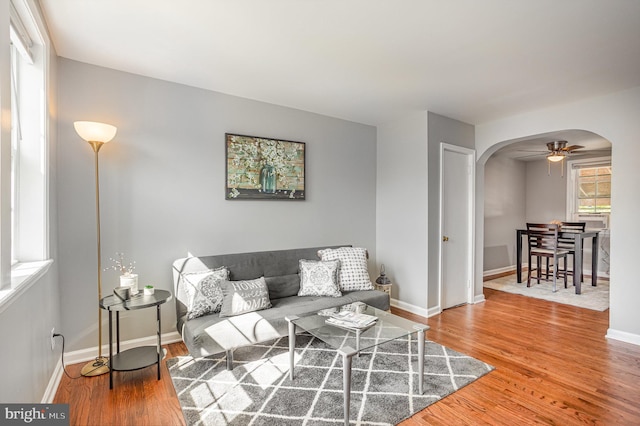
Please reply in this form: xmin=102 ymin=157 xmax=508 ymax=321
xmin=181 ymin=267 xmax=229 ymax=320
xmin=317 ymin=247 xmax=373 ymax=291
xmin=298 ymin=259 xmax=342 ymax=297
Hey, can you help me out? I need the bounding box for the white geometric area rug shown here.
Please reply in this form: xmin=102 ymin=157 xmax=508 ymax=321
xmin=484 ymin=273 xmax=609 ymax=311
xmin=167 ymin=334 xmax=494 ymax=425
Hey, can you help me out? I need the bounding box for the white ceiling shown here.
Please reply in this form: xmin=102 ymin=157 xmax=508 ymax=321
xmin=39 ymin=0 xmax=640 ymax=128
xmin=491 ymin=129 xmax=612 ymax=161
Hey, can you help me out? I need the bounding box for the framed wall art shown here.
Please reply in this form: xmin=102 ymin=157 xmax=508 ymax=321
xmin=225 ymin=133 xmax=306 ymax=200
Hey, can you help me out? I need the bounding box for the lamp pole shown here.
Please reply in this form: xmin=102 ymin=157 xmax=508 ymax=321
xmin=74 ymin=121 xmax=117 ymax=377
xmin=80 ymin=140 xmax=109 ymax=377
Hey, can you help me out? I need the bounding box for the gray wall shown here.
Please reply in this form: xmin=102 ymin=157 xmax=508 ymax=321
xmin=525 ymin=159 xmax=566 ymax=223
xmin=376 ymin=111 xmax=429 ymax=309
xmin=483 ymin=156 xmax=526 ymax=271
xmin=482 ymin=155 xmax=567 ymax=273
xmin=426 ymin=112 xmax=474 ymax=309
xmin=57 ymin=59 xmax=378 ymax=351
xmin=376 ymin=111 xmax=474 ymax=314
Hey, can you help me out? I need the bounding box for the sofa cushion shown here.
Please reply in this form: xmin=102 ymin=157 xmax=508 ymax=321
xmin=180 ymin=289 xmax=390 ymax=357
xmin=219 ymin=277 xmax=272 ymax=317
xmin=318 ymin=247 xmax=373 ymax=291
xmin=264 ymin=274 xmax=300 ymax=300
xmin=298 ymin=259 xmax=342 ymax=297
xmin=182 ymin=267 xmax=229 ymax=320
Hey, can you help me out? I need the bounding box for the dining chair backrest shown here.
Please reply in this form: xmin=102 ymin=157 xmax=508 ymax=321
xmin=560 ymin=222 xmax=587 ymax=233
xmin=526 ymin=223 xmax=561 ymax=252
xmin=559 ymin=221 xmax=586 ymax=249
xmin=525 ymin=223 xmax=568 ymax=291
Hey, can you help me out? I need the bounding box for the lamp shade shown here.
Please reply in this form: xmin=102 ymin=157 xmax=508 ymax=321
xmin=74 ymin=121 xmax=117 ymax=143
xmin=547 ymin=153 xmax=565 ymax=163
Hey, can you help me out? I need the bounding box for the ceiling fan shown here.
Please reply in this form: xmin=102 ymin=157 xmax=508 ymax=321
xmin=545 ymin=140 xmax=585 ymax=163
xmin=543 ymin=140 xmax=584 ymax=177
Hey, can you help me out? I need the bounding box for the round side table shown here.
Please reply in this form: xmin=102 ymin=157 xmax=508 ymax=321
xmin=100 ymin=289 xmax=172 ymax=389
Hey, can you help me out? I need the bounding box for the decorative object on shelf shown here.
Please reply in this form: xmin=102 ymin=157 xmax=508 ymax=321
xmin=113 ymin=286 xmax=131 ymax=301
xmin=74 ymin=120 xmax=118 ymax=377
xmin=375 ymin=264 xmax=393 ymax=297
xmin=107 ymin=252 xmax=138 ymax=295
xmin=225 ymin=133 xmax=305 ymax=200
xmin=144 ymin=285 xmax=155 ymax=295
xmin=375 ymin=264 xmax=391 ymax=285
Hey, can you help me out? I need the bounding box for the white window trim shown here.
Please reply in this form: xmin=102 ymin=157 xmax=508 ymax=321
xmin=565 ymin=155 xmax=612 ymax=226
xmin=0 ymin=260 xmax=52 ymax=314
xmin=1 ymin=0 xmax=52 ymax=298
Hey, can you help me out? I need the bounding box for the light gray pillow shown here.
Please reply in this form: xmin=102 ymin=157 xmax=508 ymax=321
xmin=298 ymin=259 xmax=342 ymax=297
xmin=318 ymin=247 xmax=373 ymax=291
xmin=219 ymin=277 xmax=272 ymax=317
xmin=181 ymin=267 xmax=229 ymax=320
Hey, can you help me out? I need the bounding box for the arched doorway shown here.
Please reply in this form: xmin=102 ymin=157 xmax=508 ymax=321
xmin=478 ymin=129 xmax=612 ymax=306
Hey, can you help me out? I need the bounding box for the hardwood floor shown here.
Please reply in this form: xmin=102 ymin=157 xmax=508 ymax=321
xmin=54 ymin=288 xmax=640 ymax=425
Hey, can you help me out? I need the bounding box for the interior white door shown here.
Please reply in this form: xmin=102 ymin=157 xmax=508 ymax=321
xmin=440 ymin=144 xmax=475 ymax=310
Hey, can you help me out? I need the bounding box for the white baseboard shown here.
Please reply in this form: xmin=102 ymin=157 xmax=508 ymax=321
xmin=42 ymin=355 xmax=63 ymax=403
xmin=62 ymin=331 xmax=182 ymax=365
xmin=606 ymin=328 xmax=640 ymax=346
xmin=426 ymin=306 xmax=442 ymax=317
xmin=483 ymin=264 xmax=610 ymax=279
xmin=390 ymin=298 xmax=441 ymax=318
xmin=390 ymin=296 xmax=485 ymax=318
xmin=42 ymin=331 xmax=183 ymax=403
xmin=483 ymin=265 xmax=517 ymax=277
xmin=390 ymin=298 xmax=428 ymax=318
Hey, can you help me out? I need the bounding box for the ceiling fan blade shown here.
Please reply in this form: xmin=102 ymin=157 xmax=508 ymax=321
xmin=518 ymin=152 xmax=547 ymax=158
xmin=514 ymin=149 xmax=547 ymax=153
xmin=563 ymin=145 xmax=585 ymax=152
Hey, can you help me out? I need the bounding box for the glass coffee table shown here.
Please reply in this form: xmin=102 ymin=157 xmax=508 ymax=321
xmin=286 ymin=304 xmax=430 ymax=425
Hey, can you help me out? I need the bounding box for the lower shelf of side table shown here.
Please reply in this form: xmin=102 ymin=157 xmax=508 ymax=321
xmin=110 ymin=346 xmax=159 ymax=372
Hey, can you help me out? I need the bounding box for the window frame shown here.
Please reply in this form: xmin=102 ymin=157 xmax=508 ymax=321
xmin=0 ymin=0 xmax=52 ymax=305
xmin=566 ymin=156 xmax=612 ymax=227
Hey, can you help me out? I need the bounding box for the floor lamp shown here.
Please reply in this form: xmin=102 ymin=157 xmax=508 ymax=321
xmin=74 ymin=121 xmax=117 ymax=377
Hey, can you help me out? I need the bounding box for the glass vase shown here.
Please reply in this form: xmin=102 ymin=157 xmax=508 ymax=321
xmin=260 ymin=164 xmax=276 ymax=193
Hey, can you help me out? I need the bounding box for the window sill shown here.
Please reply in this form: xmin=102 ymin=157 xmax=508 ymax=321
xmin=0 ymin=260 xmax=54 ymax=314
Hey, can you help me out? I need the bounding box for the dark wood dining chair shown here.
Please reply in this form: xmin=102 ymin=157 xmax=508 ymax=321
xmin=526 ymin=223 xmax=569 ymax=292
xmin=559 ymin=221 xmax=587 ymax=284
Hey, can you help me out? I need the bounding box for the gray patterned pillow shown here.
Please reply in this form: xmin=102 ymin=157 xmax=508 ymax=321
xmin=298 ymin=259 xmax=342 ymax=297
xmin=219 ymin=277 xmax=272 ymax=317
xmin=181 ymin=267 xmax=229 ymax=320
xmin=318 ymin=247 xmax=373 ymax=291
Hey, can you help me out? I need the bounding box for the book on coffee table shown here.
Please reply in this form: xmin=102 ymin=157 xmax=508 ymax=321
xmin=326 ymin=311 xmax=378 ymax=329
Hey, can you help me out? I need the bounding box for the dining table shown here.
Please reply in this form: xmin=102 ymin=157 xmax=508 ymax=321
xmin=516 ymin=228 xmax=600 ymax=294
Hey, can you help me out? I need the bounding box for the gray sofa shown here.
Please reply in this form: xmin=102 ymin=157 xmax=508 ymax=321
xmin=172 ymin=246 xmax=390 ymax=365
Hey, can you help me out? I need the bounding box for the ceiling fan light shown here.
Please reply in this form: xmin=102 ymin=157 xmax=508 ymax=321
xmin=547 ymin=153 xmax=565 ymax=162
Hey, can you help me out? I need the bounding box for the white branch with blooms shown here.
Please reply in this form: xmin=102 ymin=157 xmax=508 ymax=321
xmin=106 ymin=252 xmax=139 ymax=294
xmin=106 ymin=252 xmax=136 ymax=276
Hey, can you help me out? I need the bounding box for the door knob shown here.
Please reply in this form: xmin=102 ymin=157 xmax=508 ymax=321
xmin=442 ymin=236 xmax=449 ymax=242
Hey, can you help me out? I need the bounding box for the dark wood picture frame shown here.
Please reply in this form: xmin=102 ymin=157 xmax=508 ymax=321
xmin=225 ymin=133 xmax=306 ymax=200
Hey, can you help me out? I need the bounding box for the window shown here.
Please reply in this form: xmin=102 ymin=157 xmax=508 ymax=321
xmin=577 ymin=165 xmax=611 ymax=214
xmin=0 ymin=0 xmax=51 ymax=299
xmin=567 ymin=157 xmax=612 ymax=229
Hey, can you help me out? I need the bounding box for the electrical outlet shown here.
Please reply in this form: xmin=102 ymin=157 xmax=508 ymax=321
xmin=51 ymin=328 xmax=55 ymax=351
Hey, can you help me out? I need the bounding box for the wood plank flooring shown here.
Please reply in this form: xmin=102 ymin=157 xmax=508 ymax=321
xmin=54 ymin=288 xmax=640 ymax=425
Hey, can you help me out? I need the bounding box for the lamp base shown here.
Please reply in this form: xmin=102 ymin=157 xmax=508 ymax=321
xmin=80 ymin=356 xmax=109 ymax=377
